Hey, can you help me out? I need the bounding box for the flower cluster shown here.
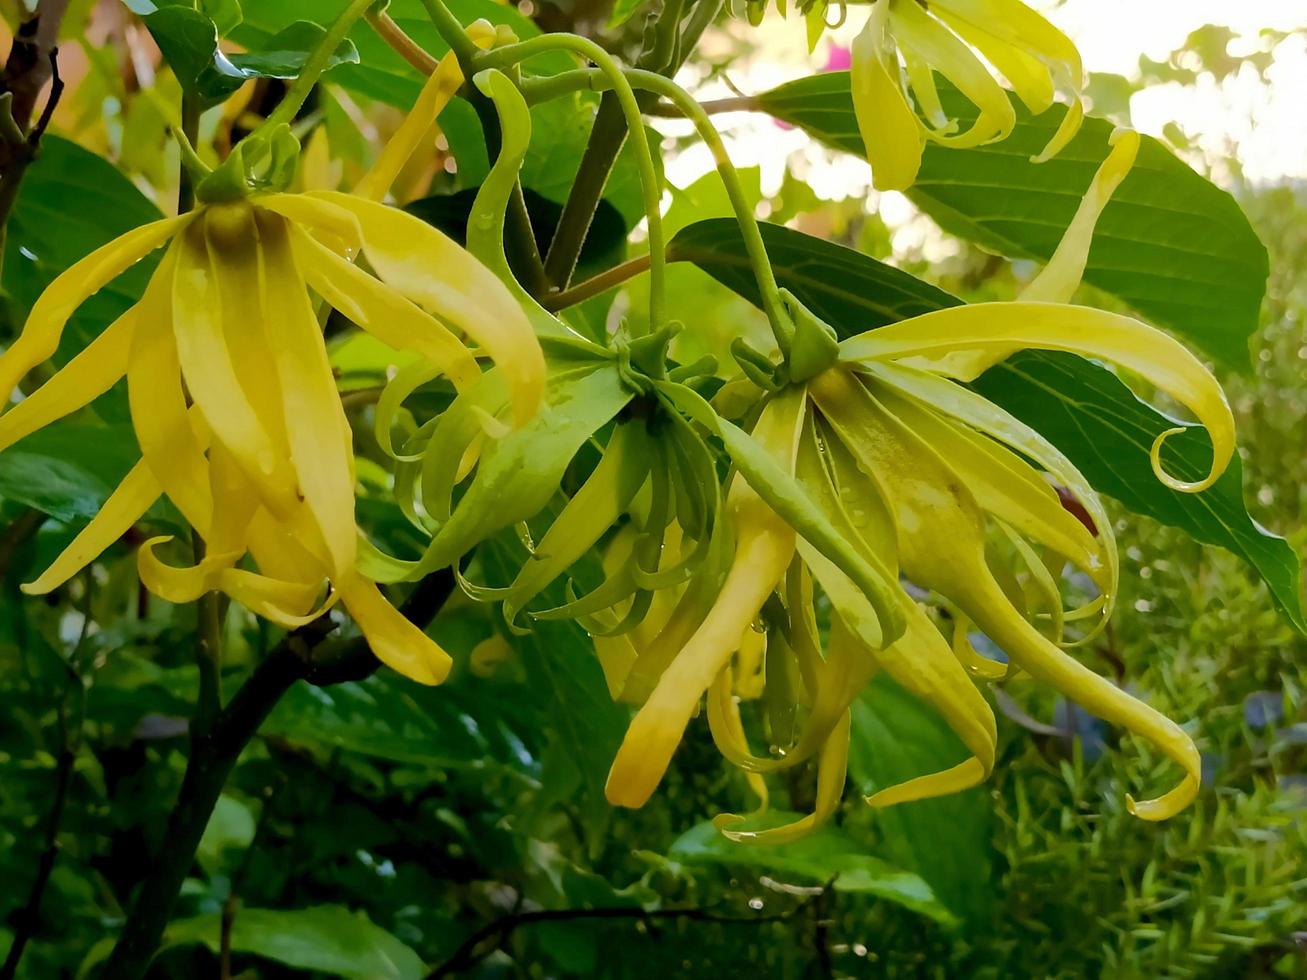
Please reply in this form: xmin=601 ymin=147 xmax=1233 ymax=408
xmin=0 ymin=6 xmax=1240 ymax=846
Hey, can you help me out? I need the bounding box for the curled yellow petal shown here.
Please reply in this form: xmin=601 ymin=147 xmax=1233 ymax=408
xmin=839 ymin=301 xmax=1235 ymax=492
xmin=0 ymin=213 xmax=191 ymax=404
xmin=864 ymin=597 xmax=997 ymax=806
xmin=21 ymin=460 xmax=161 ymax=595
xmin=717 ymin=710 xmax=851 ymax=844
xmin=890 ymin=0 xmax=1016 ymax=149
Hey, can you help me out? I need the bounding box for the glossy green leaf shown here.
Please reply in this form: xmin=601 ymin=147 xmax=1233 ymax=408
xmin=755 ymin=71 xmax=1268 ymax=369
xmin=3 ymin=137 xmax=162 ymax=372
xmin=0 ymin=423 xmax=141 ymax=522
xmin=669 ymin=814 xmax=956 ymax=924
xmin=196 ymin=794 xmax=256 ymax=875
xmin=671 ymin=219 xmax=1304 ymax=634
xmin=264 ymin=671 xmax=541 ymax=772
xmin=146 ymin=9 xmax=358 ymax=105
xmin=973 ymin=351 xmax=1307 ymax=633
xmin=164 ymin=906 xmax=424 ymax=980
xmin=122 ymin=0 xmax=242 ymax=35
xmin=848 ymin=676 xmax=995 ymax=924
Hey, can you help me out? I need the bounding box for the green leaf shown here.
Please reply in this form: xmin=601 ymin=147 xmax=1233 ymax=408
xmin=607 ymin=0 xmax=645 ymax=29
xmin=669 ymin=814 xmax=956 ymax=925
xmin=848 ymin=676 xmax=995 ymax=924
xmin=671 ymin=218 xmax=1304 ymax=633
xmin=972 ymin=351 xmax=1307 ymax=633
xmin=755 ymin=71 xmax=1269 ymax=369
xmin=3 ymin=137 xmax=162 ymax=369
xmin=123 ymin=0 xmax=243 ymax=35
xmin=164 ymin=906 xmax=424 ymax=980
xmin=0 ymin=423 xmax=141 ymax=522
xmin=145 ymin=9 xmax=358 ymax=105
xmin=196 ymin=794 xmax=257 ymax=875
xmin=264 ymin=671 xmax=541 ymax=772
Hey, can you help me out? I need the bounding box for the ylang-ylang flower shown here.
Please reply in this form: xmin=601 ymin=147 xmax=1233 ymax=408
xmin=602 ymin=130 xmax=1235 ymax=839
xmin=850 ymin=0 xmax=1085 ymax=190
xmin=0 ymin=99 xmax=544 ymax=685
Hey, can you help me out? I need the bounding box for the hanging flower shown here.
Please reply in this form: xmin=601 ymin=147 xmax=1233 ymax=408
xmin=0 ymin=123 xmax=544 ymax=686
xmin=602 ymin=129 xmax=1235 ymax=837
xmin=850 ymin=0 xmax=1085 ymax=190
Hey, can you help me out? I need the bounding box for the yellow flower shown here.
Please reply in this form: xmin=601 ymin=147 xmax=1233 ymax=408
xmin=604 ymin=129 xmax=1235 ymax=837
xmin=0 ymin=183 xmax=542 ymax=686
xmin=851 ymin=0 xmax=1085 ymax=190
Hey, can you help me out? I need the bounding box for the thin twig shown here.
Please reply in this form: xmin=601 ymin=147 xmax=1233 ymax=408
xmin=647 ymin=94 xmax=759 ymax=117
xmin=542 ymin=253 xmax=652 ymax=311
xmin=426 ymin=888 xmax=827 ymax=978
xmin=367 ymin=10 xmax=439 ymax=75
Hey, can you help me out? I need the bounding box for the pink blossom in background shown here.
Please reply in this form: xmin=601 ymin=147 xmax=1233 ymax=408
xmin=775 ymin=43 xmax=851 ymax=129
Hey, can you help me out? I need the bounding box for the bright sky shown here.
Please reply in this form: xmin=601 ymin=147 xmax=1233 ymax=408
xmin=663 ymin=1 xmax=1307 ymax=197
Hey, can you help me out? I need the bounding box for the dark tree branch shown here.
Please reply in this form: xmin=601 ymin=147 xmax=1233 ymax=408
xmin=101 ymin=569 xmax=458 ymax=980
xmin=426 ymin=888 xmax=828 ymax=979
xmin=1 ymin=574 xmax=93 ymax=980
xmin=0 ymin=0 xmax=70 ymax=262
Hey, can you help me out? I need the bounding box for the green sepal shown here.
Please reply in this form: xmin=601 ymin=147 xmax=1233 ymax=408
xmin=782 ymin=288 xmax=840 ymax=383
xmin=731 ymin=338 xmax=786 ymax=392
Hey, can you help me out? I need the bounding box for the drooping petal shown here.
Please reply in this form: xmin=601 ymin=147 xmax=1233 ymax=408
xmin=0 ymin=213 xmax=191 ymax=403
xmin=21 ymin=459 xmax=161 ymax=594
xmin=257 ymin=210 xmax=357 ymax=578
xmin=0 ymin=310 xmax=133 ymax=453
xmin=309 ymin=191 xmax=544 ymax=427
xmin=890 ymin=0 xmax=1016 ymax=148
xmin=171 ymin=212 xmax=294 ymax=509
xmin=716 ymin=710 xmax=852 ymax=844
xmin=337 ymin=575 xmax=453 ymax=686
xmin=605 ymin=499 xmax=795 ymax=808
xmin=502 ymin=421 xmax=652 ymax=627
xmin=969 ymin=569 xmax=1201 ymax=820
xmin=352 ymin=20 xmax=498 ymax=202
xmin=285 ymin=222 xmax=480 ymax=392
xmin=128 ymin=243 xmax=214 ymax=532
xmin=851 ymin=6 xmax=924 ymax=191
xmin=839 ymin=302 xmax=1235 ymax=492
xmin=936 ymin=10 xmax=1054 ymax=114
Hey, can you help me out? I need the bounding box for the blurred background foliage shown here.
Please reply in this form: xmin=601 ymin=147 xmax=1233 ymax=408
xmin=0 ymin=2 xmax=1304 ymax=977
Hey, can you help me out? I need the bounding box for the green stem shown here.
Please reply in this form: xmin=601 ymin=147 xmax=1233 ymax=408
xmin=480 ymin=35 xmax=667 ymax=331
xmin=533 ymin=0 xmax=714 ymax=292
xmin=628 ymin=69 xmax=789 ymax=352
xmin=191 ymin=534 xmax=223 ymax=735
xmin=533 ymin=67 xmax=791 ymax=351
xmin=417 ymin=0 xmax=550 ymax=296
xmin=417 ymin=0 xmax=479 ymax=64
xmin=258 ymin=0 xmax=374 ymax=134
